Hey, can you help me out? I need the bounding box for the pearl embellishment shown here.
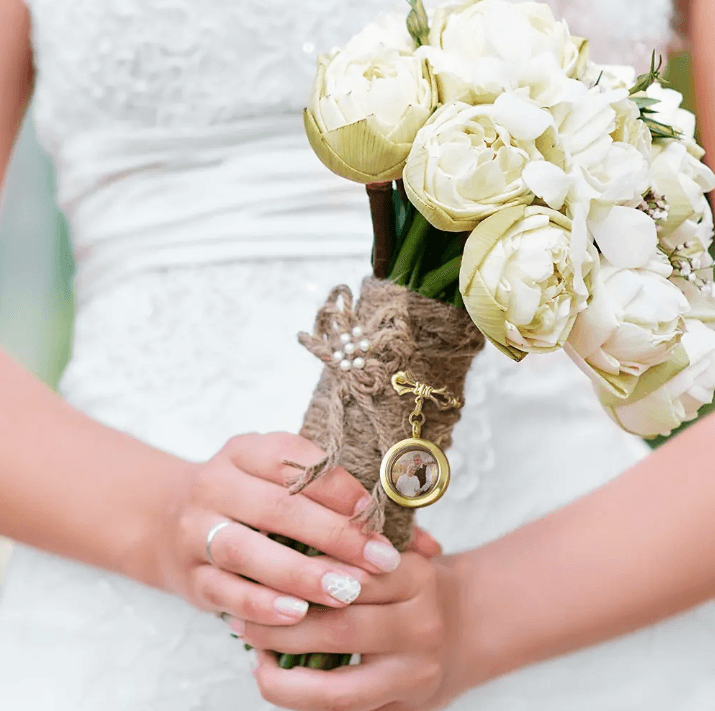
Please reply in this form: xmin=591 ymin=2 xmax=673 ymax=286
xmin=334 ymin=326 xmax=371 ymax=373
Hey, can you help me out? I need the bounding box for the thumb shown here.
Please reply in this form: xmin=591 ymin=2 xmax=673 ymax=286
xmin=405 ymin=526 xmax=442 ymax=558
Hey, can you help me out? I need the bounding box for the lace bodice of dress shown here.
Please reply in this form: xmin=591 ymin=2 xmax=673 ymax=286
xmin=26 ymin=0 xmax=673 ymax=157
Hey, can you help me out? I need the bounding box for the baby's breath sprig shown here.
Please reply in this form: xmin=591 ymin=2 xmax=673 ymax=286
xmin=629 ymin=51 xmax=681 ymax=141
xmin=637 ymin=189 xmax=669 ymax=226
xmin=658 ymin=242 xmax=714 ymax=290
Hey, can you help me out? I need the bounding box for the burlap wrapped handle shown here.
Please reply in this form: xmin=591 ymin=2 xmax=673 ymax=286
xmin=292 ymin=277 xmax=485 ymax=551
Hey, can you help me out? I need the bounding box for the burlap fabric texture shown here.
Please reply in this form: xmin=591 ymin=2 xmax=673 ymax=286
xmin=290 ymin=277 xmax=485 ymax=551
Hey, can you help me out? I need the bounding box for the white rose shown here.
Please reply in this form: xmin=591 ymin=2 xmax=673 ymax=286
xmin=304 ymin=14 xmax=437 ymax=183
xmin=581 ymin=62 xmax=636 ymax=91
xmin=566 ymin=254 xmax=690 ymax=398
xmin=645 ymin=83 xmax=699 ymax=150
xmin=671 ymin=277 xmax=715 ymax=328
xmin=403 ymin=96 xmax=554 ymax=231
xmin=419 ymin=0 xmax=587 ymax=105
xmin=602 ymin=319 xmax=715 ymax=437
xmin=523 ymin=85 xmax=651 ymax=226
xmin=651 ymin=140 xmax=715 ymax=249
xmin=661 ymin=195 xmax=715 ymax=323
xmin=460 ymin=205 xmax=596 ymax=360
xmin=611 ymin=94 xmax=652 ymax=162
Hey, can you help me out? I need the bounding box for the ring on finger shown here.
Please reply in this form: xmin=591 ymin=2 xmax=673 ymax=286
xmin=206 ymin=521 xmax=233 ymax=567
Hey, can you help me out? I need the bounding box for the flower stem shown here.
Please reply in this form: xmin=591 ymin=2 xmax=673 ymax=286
xmin=390 ymin=212 xmax=431 ymax=285
xmin=417 ymin=256 xmax=462 ymax=299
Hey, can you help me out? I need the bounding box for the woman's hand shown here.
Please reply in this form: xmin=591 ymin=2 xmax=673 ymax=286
xmin=150 ymin=432 xmax=439 ymax=631
xmin=245 ymin=551 xmax=479 ymax=711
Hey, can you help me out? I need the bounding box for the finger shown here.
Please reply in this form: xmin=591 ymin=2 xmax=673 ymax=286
xmin=202 ymin=519 xmax=369 ymax=607
xmin=243 ymin=598 xmax=441 ymax=655
xmin=253 ymin=651 xmax=438 ymax=711
xmin=405 ymin=527 xmax=442 ymax=558
xmin=191 ymin=564 xmax=309 ymax=626
xmin=351 ymin=551 xmax=435 ymax=605
xmin=211 ymin=470 xmax=401 ymax=574
xmin=223 ymin=432 xmax=371 ymax=517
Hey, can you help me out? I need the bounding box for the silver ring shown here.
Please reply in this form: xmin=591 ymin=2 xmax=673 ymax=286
xmin=205 ymin=521 xmax=232 ymax=567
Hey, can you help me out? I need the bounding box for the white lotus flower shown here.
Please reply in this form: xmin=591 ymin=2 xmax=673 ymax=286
xmin=460 ymin=205 xmax=596 ymax=360
xmin=602 ymin=319 xmax=715 ymax=437
xmin=403 ymin=98 xmax=550 ymax=231
xmin=304 ymin=14 xmax=436 ymax=183
xmin=418 ymin=0 xmax=587 ymax=105
xmin=566 ymin=254 xmax=690 ymax=398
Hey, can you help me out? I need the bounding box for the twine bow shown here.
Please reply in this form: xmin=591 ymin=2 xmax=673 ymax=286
xmin=391 ymin=371 xmax=462 ymax=411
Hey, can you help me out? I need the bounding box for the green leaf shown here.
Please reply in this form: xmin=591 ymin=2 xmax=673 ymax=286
xmin=630 ymin=96 xmax=661 ymax=110
xmin=628 ymin=51 xmax=681 ymax=141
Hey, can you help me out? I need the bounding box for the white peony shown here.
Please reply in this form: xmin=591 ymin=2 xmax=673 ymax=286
xmin=566 ymin=254 xmax=690 ymax=398
xmin=304 ymin=13 xmax=437 ymax=183
xmin=460 ymin=205 xmax=596 ymax=360
xmin=403 ymin=97 xmax=552 ymax=231
xmin=602 ymin=319 xmax=715 ymax=437
xmin=419 ymin=0 xmax=587 ymax=105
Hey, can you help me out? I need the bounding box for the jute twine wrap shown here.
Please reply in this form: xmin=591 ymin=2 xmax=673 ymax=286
xmin=290 ymin=277 xmax=485 ymax=551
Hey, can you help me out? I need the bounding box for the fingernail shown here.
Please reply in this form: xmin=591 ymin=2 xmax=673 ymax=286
xmin=249 ymin=649 xmax=260 ymax=673
xmin=273 ymin=596 xmax=309 ymax=618
xmin=364 ymin=540 xmax=401 ymax=572
xmin=321 ymin=572 xmax=361 ymax=604
xmin=229 ymin=618 xmax=245 ymax=638
xmin=353 ymin=495 xmax=372 ymax=516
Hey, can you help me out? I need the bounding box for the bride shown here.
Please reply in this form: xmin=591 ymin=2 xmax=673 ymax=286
xmin=0 ymin=0 xmax=713 ymax=709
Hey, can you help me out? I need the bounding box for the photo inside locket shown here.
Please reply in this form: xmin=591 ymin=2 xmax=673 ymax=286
xmin=390 ymin=448 xmax=439 ymax=498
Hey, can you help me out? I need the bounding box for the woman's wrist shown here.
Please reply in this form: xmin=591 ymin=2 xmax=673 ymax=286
xmin=441 ymin=550 xmax=525 ymax=692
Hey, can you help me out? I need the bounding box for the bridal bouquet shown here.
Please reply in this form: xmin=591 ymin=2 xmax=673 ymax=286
xmin=277 ymin=0 xmax=715 ymax=669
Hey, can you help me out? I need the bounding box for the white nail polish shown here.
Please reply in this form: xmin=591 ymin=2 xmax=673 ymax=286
xmin=321 ymin=572 xmax=361 ymax=604
xmin=273 ymin=596 xmax=309 ymax=618
xmin=364 ymin=540 xmax=401 ymax=572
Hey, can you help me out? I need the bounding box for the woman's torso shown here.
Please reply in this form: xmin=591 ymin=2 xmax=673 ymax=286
xmin=7 ymin=2 xmax=715 ymax=711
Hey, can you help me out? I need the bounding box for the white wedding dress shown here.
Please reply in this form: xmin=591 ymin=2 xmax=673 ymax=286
xmin=3 ymin=0 xmax=714 ymax=709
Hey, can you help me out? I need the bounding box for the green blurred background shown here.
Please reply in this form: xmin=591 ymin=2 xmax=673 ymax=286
xmin=0 ymin=54 xmax=704 ymax=444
